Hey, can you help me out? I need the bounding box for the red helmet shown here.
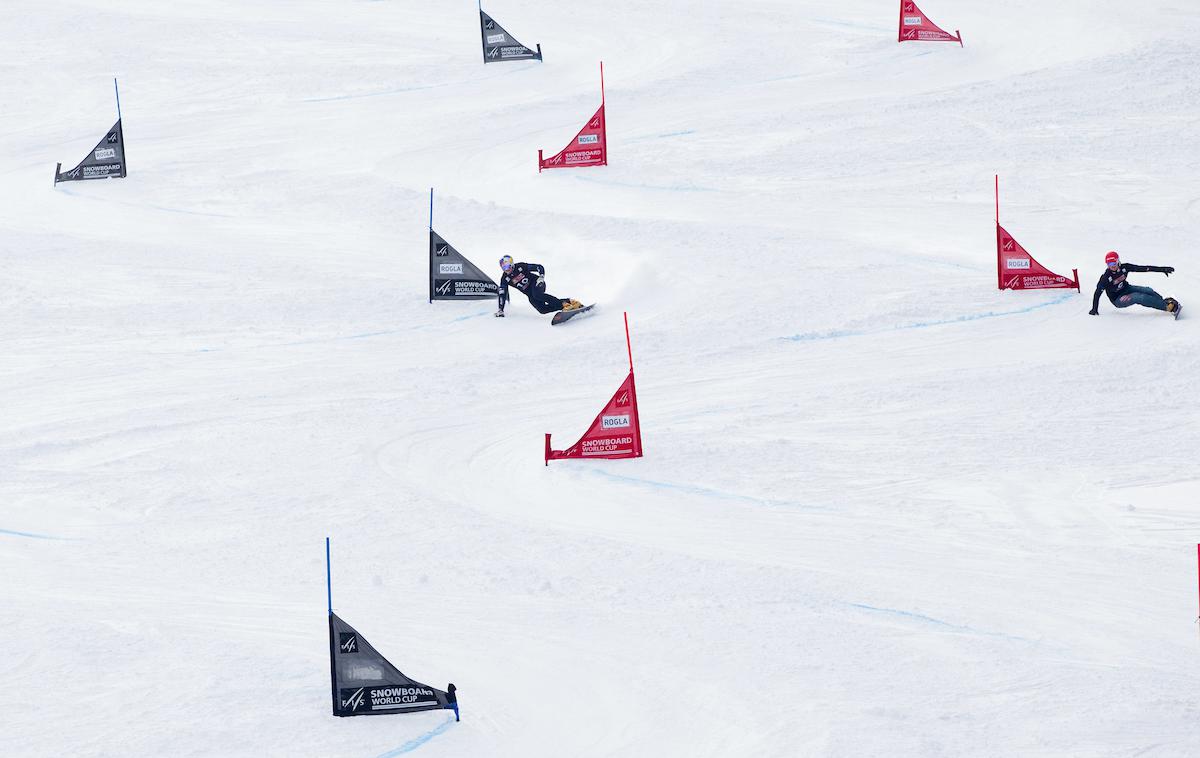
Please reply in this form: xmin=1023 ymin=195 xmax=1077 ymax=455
xmin=1105 ymin=251 xmax=1120 ymax=265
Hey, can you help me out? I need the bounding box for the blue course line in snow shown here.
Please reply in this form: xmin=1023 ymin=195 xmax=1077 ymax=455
xmin=0 ymin=527 xmax=65 ymax=540
xmin=849 ymin=603 xmax=1029 ymax=641
xmin=782 ymin=292 xmax=1075 ymax=343
xmin=373 ymin=716 xmax=455 ymax=757
xmin=585 ymin=468 xmax=830 ymax=511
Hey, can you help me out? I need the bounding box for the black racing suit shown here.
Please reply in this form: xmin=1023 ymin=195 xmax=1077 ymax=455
xmin=498 ymin=262 xmax=568 ymax=314
xmin=1091 ymin=263 xmax=1171 ymax=311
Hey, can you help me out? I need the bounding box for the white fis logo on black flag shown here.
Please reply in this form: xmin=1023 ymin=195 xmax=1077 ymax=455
xmin=341 ymin=688 xmax=366 ymax=711
xmin=340 ymin=633 xmax=358 ymax=653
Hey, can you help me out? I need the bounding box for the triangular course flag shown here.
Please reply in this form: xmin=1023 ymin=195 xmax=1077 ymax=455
xmin=897 ymin=0 xmax=963 ymax=46
xmin=539 ymin=62 xmax=607 ymax=172
xmin=545 ymin=313 xmax=643 ymax=464
xmin=55 ymin=79 xmax=127 ymax=185
xmin=326 ymin=539 xmax=459 ymax=720
xmin=480 ymin=4 xmax=542 ymax=63
xmin=995 ymin=176 xmax=1079 ymax=292
xmin=428 ymin=189 xmax=500 ymax=302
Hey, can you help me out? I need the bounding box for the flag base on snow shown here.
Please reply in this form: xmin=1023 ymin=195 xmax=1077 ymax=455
xmin=897 ymin=0 xmax=962 ymax=46
xmin=55 ymin=79 xmax=127 ymax=185
xmin=539 ymin=63 xmax=607 ymax=171
xmin=427 ymin=189 xmax=499 ymax=301
xmin=429 ymin=230 xmax=499 ymax=300
xmin=994 ymin=176 xmax=1079 ymax=292
xmin=997 ymin=225 xmax=1080 ymax=292
xmin=480 ymin=7 xmax=542 ymax=63
xmin=326 ymin=539 xmax=458 ymax=721
xmin=545 ymin=370 xmax=642 ymax=464
xmin=54 ymin=119 xmax=125 ymax=184
xmin=330 ymin=613 xmax=458 ymax=720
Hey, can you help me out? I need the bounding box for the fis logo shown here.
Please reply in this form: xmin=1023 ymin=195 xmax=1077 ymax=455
xmin=435 ymin=280 xmax=454 ymax=296
xmin=484 ymin=18 xmax=495 ymax=30
xmin=341 ymin=688 xmax=366 ymax=711
xmin=903 ymin=2 xmax=916 ymax=11
xmin=434 ymin=243 xmax=450 ymax=257
xmin=1002 ymin=239 xmax=1015 ymax=252
xmin=589 ymin=115 xmax=602 ymax=129
xmin=339 ymin=633 xmax=358 ymax=653
xmin=615 ymin=390 xmax=630 ymax=406
xmin=107 ymin=131 xmax=119 ymax=144
xmin=487 ymin=47 xmax=500 ymax=59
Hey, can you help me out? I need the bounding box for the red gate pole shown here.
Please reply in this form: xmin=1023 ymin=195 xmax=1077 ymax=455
xmin=623 ymin=311 xmax=633 ymax=372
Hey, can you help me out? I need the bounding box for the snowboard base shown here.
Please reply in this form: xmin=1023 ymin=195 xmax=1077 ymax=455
xmin=551 ymin=303 xmax=596 ymax=325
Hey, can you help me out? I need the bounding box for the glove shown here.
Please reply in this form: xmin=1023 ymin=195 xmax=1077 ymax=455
xmin=535 ymin=276 xmax=545 ymax=289
xmin=1088 ymin=309 xmax=1098 ymax=316
xmin=1163 ymin=267 xmax=1174 ymax=276
xmin=494 ymin=310 xmax=505 ymax=318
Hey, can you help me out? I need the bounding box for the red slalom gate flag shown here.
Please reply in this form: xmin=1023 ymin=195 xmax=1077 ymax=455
xmin=995 ymin=176 xmax=1079 ymax=292
xmin=898 ymin=0 xmax=962 ymax=46
xmin=539 ymin=62 xmax=607 ymax=172
xmin=545 ymin=313 xmax=642 ymax=465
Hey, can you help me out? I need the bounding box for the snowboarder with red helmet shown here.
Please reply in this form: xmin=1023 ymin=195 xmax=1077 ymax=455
xmin=1089 ymin=251 xmax=1180 ymax=319
xmin=494 ymin=254 xmax=582 ymax=318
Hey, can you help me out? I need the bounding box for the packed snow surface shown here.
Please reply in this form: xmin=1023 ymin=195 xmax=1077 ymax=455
xmin=3 ymin=1 xmax=1199 ymax=756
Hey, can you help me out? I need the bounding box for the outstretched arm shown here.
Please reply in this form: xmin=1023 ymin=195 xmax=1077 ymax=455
xmin=1123 ymin=263 xmax=1174 ymax=274
xmin=1089 ymin=279 xmax=1103 ymax=315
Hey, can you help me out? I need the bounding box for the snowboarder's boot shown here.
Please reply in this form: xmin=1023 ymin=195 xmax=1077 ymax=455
xmin=561 ymin=299 xmax=583 ymax=312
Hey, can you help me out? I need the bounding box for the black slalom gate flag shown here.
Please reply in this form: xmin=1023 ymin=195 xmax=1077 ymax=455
xmin=55 ymin=120 xmax=126 ymax=185
xmin=480 ymin=8 xmax=542 ymax=63
xmin=429 ymin=230 xmax=499 ymax=301
xmin=329 ymin=612 xmax=458 ymax=719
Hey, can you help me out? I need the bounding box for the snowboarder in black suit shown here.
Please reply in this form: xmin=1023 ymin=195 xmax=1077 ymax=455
xmin=1089 ymin=251 xmax=1180 ymax=319
xmin=494 ymin=255 xmax=582 ymax=317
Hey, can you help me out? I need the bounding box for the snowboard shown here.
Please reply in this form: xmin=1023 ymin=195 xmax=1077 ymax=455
xmin=551 ymin=303 xmax=596 ymax=325
xmin=1174 ymin=302 xmax=1183 ymax=320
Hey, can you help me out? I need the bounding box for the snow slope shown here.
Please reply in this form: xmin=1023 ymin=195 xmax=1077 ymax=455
xmin=2 ymin=1 xmax=1199 ymax=756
